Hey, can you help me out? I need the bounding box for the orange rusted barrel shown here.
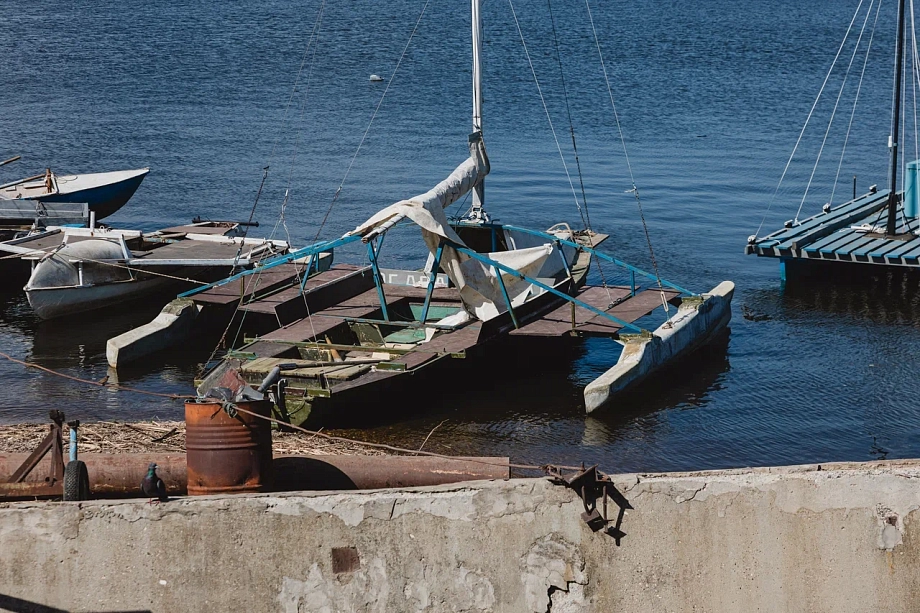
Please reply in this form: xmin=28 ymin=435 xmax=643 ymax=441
xmin=185 ymin=399 xmax=273 ymax=496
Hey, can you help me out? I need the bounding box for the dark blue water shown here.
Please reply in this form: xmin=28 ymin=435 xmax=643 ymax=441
xmin=1 ymin=0 xmax=915 ymax=473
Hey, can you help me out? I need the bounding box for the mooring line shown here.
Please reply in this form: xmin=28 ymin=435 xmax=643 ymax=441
xmin=0 ymin=350 xmax=588 ymax=474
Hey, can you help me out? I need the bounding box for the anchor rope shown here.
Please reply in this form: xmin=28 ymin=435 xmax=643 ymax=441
xmin=754 ymin=0 xmax=865 ymax=239
xmin=506 ymin=0 xmax=590 ymax=232
xmin=0 ymin=350 xmax=589 ymax=475
xmin=829 ymin=0 xmax=881 ymax=208
xmin=583 ymin=0 xmax=670 ymax=318
xmin=795 ymin=0 xmax=876 ymax=223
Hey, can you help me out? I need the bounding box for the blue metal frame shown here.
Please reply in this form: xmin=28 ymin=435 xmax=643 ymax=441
xmin=366 ymin=238 xmax=389 ymax=321
xmin=299 ymin=253 xmax=315 ymax=293
xmin=445 ymin=240 xmax=644 ymax=333
xmin=493 ymin=264 xmax=520 ymax=329
xmin=420 ymin=242 xmax=444 ymax=323
xmin=502 ymin=224 xmax=696 ymax=296
xmin=178 ymin=234 xmax=362 ymax=298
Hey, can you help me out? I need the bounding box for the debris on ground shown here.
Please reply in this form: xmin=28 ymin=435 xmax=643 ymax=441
xmin=0 ymin=421 xmax=386 ymax=456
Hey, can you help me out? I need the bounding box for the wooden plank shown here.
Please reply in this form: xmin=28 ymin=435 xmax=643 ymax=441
xmin=509 ymin=286 xmax=632 ymax=337
xmin=805 ymin=230 xmax=870 ymax=254
xmin=193 ymin=264 xmax=303 ymax=305
xmin=879 ymin=236 xmax=920 ymax=259
xmin=868 ymin=239 xmax=917 ymax=259
xmin=832 ymin=236 xmax=882 ymax=259
xmin=393 ymin=322 xmax=483 ymax=369
xmin=576 ymin=289 xmax=681 ymax=335
xmin=771 ymin=193 xmax=891 ymax=250
xmin=851 ymin=237 xmax=901 ymax=259
xmin=766 ymin=191 xmax=889 ymax=246
xmin=239 ymin=264 xmax=369 ymax=316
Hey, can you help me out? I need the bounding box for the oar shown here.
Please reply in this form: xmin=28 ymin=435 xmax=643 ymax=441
xmin=0 ymin=155 xmax=21 ymax=168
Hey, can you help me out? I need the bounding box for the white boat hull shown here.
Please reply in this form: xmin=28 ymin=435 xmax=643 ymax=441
xmin=26 ymin=276 xmax=175 ymax=320
xmin=584 ymin=281 xmax=735 ymax=413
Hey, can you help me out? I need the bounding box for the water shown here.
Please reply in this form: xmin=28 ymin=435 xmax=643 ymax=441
xmin=1 ymin=0 xmax=915 ymax=473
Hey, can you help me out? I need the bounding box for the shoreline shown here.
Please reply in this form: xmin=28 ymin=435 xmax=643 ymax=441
xmin=0 ymin=420 xmax=387 ymax=456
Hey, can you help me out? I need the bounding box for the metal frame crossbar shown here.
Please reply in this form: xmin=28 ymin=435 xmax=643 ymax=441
xmin=177 ymin=234 xmax=363 ymax=298
xmin=444 ymin=239 xmax=644 ymax=333
xmin=501 ymin=224 xmax=696 ymax=296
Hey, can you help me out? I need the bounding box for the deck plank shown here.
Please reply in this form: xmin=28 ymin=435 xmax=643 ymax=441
xmin=509 ymin=286 xmax=679 ymax=337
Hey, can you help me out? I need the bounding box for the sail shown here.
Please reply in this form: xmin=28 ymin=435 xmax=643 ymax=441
xmin=347 ymin=135 xmax=553 ymax=322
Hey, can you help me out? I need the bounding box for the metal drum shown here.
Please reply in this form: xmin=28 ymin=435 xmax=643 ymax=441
xmin=185 ymin=399 xmax=273 ymax=496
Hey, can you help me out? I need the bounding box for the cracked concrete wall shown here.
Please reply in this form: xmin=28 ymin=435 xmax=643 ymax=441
xmin=1 ymin=460 xmax=920 ymax=612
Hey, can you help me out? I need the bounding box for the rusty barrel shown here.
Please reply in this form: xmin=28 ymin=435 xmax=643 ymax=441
xmin=185 ymin=399 xmax=273 ymax=495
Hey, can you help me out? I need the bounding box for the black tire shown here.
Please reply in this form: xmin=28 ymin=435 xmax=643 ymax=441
xmin=63 ymin=460 xmax=90 ymax=501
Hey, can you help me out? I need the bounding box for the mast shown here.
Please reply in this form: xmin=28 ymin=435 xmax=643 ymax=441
xmin=886 ymin=0 xmax=907 ymax=235
xmin=470 ymin=0 xmax=487 ymax=220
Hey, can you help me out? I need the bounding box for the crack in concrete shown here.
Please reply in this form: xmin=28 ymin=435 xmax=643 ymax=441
xmin=677 ymin=483 xmax=707 ymax=503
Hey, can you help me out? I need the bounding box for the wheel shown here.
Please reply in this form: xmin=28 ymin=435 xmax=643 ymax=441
xmin=63 ymin=460 xmax=90 ymax=501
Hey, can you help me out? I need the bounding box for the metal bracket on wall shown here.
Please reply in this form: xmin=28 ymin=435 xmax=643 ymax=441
xmin=548 ymin=464 xmax=632 ymax=544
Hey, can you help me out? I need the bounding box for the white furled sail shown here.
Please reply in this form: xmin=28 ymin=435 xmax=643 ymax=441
xmin=347 ymin=134 xmax=552 ymax=321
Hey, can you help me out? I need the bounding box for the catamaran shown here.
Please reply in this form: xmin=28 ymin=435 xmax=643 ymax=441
xmin=132 ymin=0 xmax=734 ymax=426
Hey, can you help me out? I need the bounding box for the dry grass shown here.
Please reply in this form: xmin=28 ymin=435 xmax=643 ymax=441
xmin=0 ymin=421 xmax=386 ymax=456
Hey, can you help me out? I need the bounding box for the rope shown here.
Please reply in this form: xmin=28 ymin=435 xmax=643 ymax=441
xmin=0 ymin=351 xmax=184 ymax=400
xmin=795 ymin=0 xmax=875 ymax=223
xmin=311 ymin=0 xmax=432 ymax=244
xmin=754 ymin=0 xmax=865 ymax=238
xmin=546 ymin=0 xmax=613 ymax=306
xmin=202 ymin=5 xmax=329 ymax=373
xmin=506 ymin=0 xmax=589 ymax=231
xmin=829 ymin=0 xmax=881 ymax=207
xmin=0 ymin=350 xmax=586 ymax=475
xmin=279 ymin=3 xmax=326 ymax=249
xmin=583 ymin=0 xmax=670 ymax=317
xmin=6 ymin=244 xmax=283 ymax=287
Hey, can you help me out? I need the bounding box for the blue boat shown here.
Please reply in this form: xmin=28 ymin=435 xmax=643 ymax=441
xmin=0 ymin=167 xmax=149 ymax=220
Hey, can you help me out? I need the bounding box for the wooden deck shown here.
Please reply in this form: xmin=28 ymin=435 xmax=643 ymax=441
xmin=747 ymin=189 xmax=920 ymax=267
xmin=193 ymin=264 xmax=305 ymax=306
xmin=510 ymin=285 xmax=681 ymax=337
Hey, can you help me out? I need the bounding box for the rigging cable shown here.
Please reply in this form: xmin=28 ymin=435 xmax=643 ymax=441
xmin=829 ymin=0 xmax=881 ymax=208
xmin=203 ymin=2 xmax=329 ymax=372
xmin=506 ymin=0 xmax=590 ymax=232
xmin=795 ymin=0 xmax=876 ymax=223
xmin=0 ymin=350 xmax=590 ymax=475
xmin=311 ymin=0 xmax=432 ymax=244
xmin=546 ymin=0 xmax=613 ymax=306
xmin=583 ymin=0 xmax=670 ymax=316
xmin=753 ymin=0 xmax=865 ymax=238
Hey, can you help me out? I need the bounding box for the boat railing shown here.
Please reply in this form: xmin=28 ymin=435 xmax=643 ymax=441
xmin=501 ymin=224 xmax=696 ymax=296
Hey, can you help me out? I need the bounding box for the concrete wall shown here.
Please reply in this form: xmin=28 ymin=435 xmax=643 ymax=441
xmin=1 ymin=460 xmax=919 ymax=612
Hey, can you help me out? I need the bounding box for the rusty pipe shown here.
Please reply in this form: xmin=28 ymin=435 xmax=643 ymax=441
xmin=0 ymin=453 xmax=510 ymax=498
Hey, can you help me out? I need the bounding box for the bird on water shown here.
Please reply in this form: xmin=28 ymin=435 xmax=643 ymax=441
xmin=141 ymin=462 xmax=168 ymax=504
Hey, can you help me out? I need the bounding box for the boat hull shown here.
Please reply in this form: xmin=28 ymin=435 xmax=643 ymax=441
xmin=0 ymin=168 xmax=149 ymax=220
xmin=39 ymin=169 xmax=149 ymax=219
xmin=26 ymin=276 xmax=176 ymax=320
xmin=583 ymin=280 xmax=735 ymax=413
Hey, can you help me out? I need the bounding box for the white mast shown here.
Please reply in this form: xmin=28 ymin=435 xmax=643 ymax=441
xmin=470 ymin=0 xmax=487 ymax=220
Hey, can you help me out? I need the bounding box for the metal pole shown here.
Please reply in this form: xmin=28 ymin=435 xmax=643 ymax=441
xmin=471 ymin=0 xmax=486 ymax=216
xmin=367 ymin=240 xmax=389 ymax=322
xmin=887 ymin=0 xmax=907 ymax=235
xmin=420 ymin=242 xmax=444 ymax=323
